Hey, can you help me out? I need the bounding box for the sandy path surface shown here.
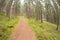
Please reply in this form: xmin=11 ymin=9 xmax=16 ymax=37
xmin=10 ymin=17 xmax=36 ymax=40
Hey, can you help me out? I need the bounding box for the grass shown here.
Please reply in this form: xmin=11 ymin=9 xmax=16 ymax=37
xmin=0 ymin=15 xmax=19 ymax=40
xmin=57 ymin=30 xmax=60 ymax=40
xmin=26 ymin=18 xmax=59 ymax=40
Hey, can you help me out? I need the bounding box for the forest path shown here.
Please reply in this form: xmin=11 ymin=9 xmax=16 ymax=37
xmin=10 ymin=17 xmax=36 ymax=40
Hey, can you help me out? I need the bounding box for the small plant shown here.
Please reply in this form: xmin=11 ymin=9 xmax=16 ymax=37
xmin=8 ymin=25 xmax=14 ymax=28
xmin=1 ymin=28 xmax=7 ymax=32
xmin=0 ymin=34 xmax=2 ymax=37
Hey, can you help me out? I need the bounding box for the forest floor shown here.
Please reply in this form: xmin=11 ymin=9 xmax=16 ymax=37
xmin=10 ymin=17 xmax=36 ymax=40
xmin=26 ymin=18 xmax=58 ymax=40
xmin=0 ymin=15 xmax=19 ymax=40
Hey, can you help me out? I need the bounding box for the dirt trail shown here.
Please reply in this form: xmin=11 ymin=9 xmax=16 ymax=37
xmin=10 ymin=17 xmax=36 ymax=40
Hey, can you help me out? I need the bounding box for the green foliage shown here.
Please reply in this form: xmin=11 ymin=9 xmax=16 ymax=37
xmin=0 ymin=15 xmax=19 ymax=40
xmin=27 ymin=18 xmax=58 ymax=40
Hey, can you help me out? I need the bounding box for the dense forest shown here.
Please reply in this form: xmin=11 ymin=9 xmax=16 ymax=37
xmin=0 ymin=0 xmax=60 ymax=40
